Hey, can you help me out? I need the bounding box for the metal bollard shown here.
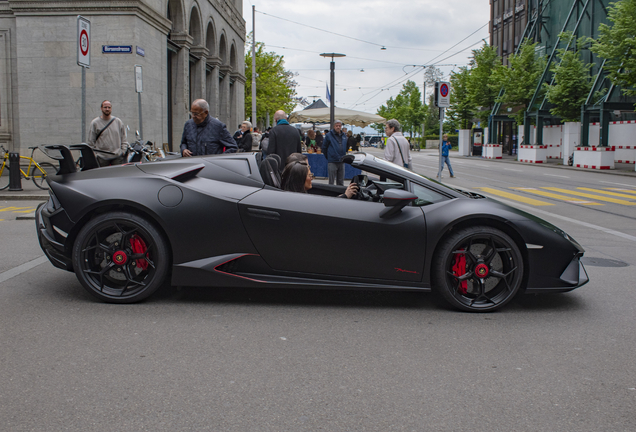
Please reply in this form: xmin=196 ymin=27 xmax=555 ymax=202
xmin=8 ymin=152 xmax=22 ymax=191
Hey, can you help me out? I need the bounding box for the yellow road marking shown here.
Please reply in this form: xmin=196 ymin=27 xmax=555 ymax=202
xmin=607 ymin=188 xmax=636 ymax=196
xmin=577 ymin=187 xmax=636 ymax=199
xmin=542 ymin=187 xmax=636 ymax=205
xmin=511 ymin=188 xmax=603 ymax=205
xmin=475 ymin=187 xmax=554 ymax=206
xmin=13 ymin=208 xmax=36 ymax=213
xmin=0 ymin=206 xmax=32 ymax=212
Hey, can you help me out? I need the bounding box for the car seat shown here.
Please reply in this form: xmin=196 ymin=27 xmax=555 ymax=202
xmin=259 ymin=154 xmax=281 ymax=188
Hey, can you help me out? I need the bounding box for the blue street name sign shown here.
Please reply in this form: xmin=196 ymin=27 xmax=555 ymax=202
xmin=102 ymin=45 xmax=132 ymax=54
xmin=136 ymin=46 xmax=145 ymax=57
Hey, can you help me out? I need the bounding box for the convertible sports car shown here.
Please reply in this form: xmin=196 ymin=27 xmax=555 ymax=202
xmin=35 ymin=146 xmax=588 ymax=312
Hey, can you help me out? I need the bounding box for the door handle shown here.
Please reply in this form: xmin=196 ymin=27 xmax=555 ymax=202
xmin=247 ymin=208 xmax=280 ymax=220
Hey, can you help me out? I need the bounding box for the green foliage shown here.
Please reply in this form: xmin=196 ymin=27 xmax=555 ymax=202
xmin=544 ymin=33 xmax=594 ymax=122
xmin=374 ymin=80 xmax=425 ymax=136
xmin=425 ymin=93 xmax=440 ymax=135
xmin=494 ymin=39 xmax=546 ymax=124
xmin=447 ymin=66 xmax=474 ymax=130
xmin=245 ymin=36 xmax=297 ymax=127
xmin=467 ymin=44 xmax=501 ymax=124
xmin=589 ymin=0 xmax=636 ymax=99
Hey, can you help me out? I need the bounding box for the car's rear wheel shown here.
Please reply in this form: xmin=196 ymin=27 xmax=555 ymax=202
xmin=433 ymin=226 xmax=524 ymax=312
xmin=72 ymin=212 xmax=169 ymax=303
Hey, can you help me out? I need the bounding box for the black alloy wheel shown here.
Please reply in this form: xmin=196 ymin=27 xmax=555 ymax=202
xmin=31 ymin=162 xmax=56 ymax=190
xmin=72 ymin=212 xmax=170 ymax=303
xmin=433 ymin=226 xmax=524 ymax=312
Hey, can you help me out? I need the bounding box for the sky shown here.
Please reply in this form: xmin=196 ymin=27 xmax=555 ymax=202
xmin=243 ymin=0 xmax=491 ymax=123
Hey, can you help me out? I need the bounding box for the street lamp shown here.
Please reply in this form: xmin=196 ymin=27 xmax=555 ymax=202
xmin=320 ymin=52 xmax=346 ymax=130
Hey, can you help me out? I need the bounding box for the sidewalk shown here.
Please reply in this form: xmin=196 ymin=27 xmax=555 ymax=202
xmin=438 ymin=149 xmax=636 ymax=177
xmin=0 ymin=177 xmax=50 ymax=201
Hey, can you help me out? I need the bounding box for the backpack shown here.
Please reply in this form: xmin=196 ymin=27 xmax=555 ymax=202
xmin=260 ymin=136 xmax=270 ymax=152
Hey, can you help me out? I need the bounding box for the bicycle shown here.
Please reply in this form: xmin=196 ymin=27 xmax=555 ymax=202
xmin=0 ymin=145 xmax=57 ymax=190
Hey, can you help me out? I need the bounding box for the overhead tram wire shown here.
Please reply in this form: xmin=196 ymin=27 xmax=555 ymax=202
xmin=423 ymin=22 xmax=489 ymax=65
xmin=256 ymin=10 xmax=452 ymax=52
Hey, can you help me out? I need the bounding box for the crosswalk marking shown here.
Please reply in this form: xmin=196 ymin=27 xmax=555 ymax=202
xmin=607 ymin=188 xmax=636 ymax=195
xmin=542 ymin=187 xmax=636 ymax=205
xmin=475 ymin=187 xmax=554 ymax=206
xmin=577 ymin=187 xmax=636 ymax=199
xmin=510 ymin=187 xmax=603 ymax=205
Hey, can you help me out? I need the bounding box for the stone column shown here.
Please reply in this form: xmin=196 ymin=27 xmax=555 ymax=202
xmin=206 ymin=56 xmax=221 ymax=118
xmin=231 ymin=72 xmax=246 ymax=131
xmin=168 ymin=32 xmax=193 ymax=147
xmin=189 ymin=46 xmax=209 ymax=102
xmin=218 ymin=65 xmax=231 ymax=126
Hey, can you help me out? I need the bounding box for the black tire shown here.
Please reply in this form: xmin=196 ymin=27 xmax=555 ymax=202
xmin=0 ymin=163 xmax=9 ymax=190
xmin=433 ymin=226 xmax=524 ymax=312
xmin=72 ymin=212 xmax=170 ymax=303
xmin=31 ymin=162 xmax=56 ymax=190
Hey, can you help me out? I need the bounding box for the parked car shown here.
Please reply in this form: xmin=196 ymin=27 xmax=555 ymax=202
xmin=36 ymin=149 xmax=588 ymax=312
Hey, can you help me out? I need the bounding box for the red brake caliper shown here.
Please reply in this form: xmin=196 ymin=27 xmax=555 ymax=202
xmin=129 ymin=234 xmax=149 ymax=270
xmin=452 ymin=252 xmax=468 ymax=294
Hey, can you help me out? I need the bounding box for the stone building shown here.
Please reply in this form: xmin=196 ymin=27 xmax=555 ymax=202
xmin=0 ymin=0 xmax=246 ymax=157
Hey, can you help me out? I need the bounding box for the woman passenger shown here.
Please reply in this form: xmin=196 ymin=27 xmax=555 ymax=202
xmin=281 ymin=160 xmax=358 ymax=198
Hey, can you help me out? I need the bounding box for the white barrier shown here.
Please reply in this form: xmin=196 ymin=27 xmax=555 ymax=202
xmin=615 ymin=146 xmax=636 ymax=164
xmin=573 ymin=146 xmax=615 ymax=169
xmin=482 ymin=144 xmax=502 ymax=159
xmin=518 ymin=145 xmax=547 ymax=163
xmin=458 ymin=130 xmax=471 ymax=156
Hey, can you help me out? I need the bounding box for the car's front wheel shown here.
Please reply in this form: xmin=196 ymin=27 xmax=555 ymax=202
xmin=433 ymin=226 xmax=524 ymax=312
xmin=72 ymin=212 xmax=170 ymax=303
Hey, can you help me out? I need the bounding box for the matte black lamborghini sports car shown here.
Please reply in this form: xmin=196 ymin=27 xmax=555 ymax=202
xmin=36 ymin=146 xmax=588 ymax=312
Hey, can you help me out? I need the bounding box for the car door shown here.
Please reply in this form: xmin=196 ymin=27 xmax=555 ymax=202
xmin=238 ymin=189 xmax=426 ymax=282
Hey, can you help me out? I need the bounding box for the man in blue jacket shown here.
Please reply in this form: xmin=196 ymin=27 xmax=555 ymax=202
xmin=322 ymin=120 xmax=348 ymax=185
xmin=181 ymin=99 xmax=238 ymax=156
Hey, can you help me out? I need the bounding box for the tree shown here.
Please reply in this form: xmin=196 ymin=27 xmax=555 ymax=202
xmin=494 ymin=39 xmax=546 ymax=124
xmin=544 ymin=33 xmax=595 ymax=122
xmin=245 ymin=36 xmax=298 ymax=127
xmin=374 ymin=80 xmax=425 ymax=136
xmin=424 ymin=93 xmax=440 ymax=136
xmin=467 ymin=44 xmax=500 ymax=125
xmin=589 ymin=0 xmax=636 ymax=99
xmin=447 ymin=66 xmax=474 ymax=130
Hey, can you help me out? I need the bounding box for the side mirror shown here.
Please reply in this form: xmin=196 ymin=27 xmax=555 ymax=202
xmin=380 ymin=189 xmax=418 ymax=219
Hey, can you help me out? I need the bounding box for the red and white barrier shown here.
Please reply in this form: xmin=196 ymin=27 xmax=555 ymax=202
xmin=545 ymin=144 xmax=562 ymax=159
xmin=482 ymin=144 xmax=502 ymax=159
xmin=518 ymin=145 xmax=547 ymax=163
xmin=573 ymin=146 xmax=615 ymax=169
xmin=614 ymin=146 xmax=636 ymax=164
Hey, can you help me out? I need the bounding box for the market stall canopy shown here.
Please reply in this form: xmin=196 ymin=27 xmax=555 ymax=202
xmin=289 ymin=107 xmax=386 ymax=127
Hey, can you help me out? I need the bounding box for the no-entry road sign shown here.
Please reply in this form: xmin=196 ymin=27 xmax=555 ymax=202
xmin=435 ymin=81 xmax=451 ymax=108
xmin=77 ymin=16 xmax=90 ymax=67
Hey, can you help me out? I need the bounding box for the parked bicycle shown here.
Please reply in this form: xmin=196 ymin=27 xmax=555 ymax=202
xmin=0 ymin=145 xmax=57 ymax=190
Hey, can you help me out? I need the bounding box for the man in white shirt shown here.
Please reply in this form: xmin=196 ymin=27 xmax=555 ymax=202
xmin=383 ymin=119 xmax=412 ymax=169
xmin=87 ymin=100 xmax=128 ymax=166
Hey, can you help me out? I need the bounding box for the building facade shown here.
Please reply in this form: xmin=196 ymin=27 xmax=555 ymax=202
xmin=0 ymin=0 xmax=246 ymax=156
xmin=489 ymin=0 xmax=529 ymax=65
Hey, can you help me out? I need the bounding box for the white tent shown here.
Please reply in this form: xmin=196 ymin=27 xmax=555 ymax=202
xmin=289 ymin=107 xmax=385 ymax=127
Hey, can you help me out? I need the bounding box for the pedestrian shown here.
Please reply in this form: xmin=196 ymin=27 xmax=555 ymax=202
xmin=234 ymin=120 xmax=253 ymax=152
xmin=315 ymin=128 xmax=324 ymax=152
xmin=383 ymin=119 xmax=412 ymax=169
xmin=259 ymin=126 xmax=271 ymax=156
xmin=180 ymin=99 xmax=238 ymax=157
xmin=346 ymin=130 xmax=357 ymax=152
xmin=268 ymin=110 xmax=302 ymax=169
xmin=323 ymin=119 xmax=348 ymax=185
xmin=87 ymin=100 xmax=129 ymax=167
xmin=251 ymin=127 xmax=262 ymax=151
xmin=440 ymin=133 xmax=455 ymax=178
xmin=305 ymin=129 xmax=319 ymax=152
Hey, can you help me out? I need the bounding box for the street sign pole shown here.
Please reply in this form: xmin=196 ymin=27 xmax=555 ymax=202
xmin=435 ymin=81 xmax=451 ymax=179
xmin=77 ymin=16 xmax=90 ymax=143
xmin=134 ymin=65 xmax=143 ymax=140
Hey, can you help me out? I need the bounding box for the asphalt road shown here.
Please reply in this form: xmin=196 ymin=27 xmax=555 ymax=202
xmin=1 ymin=153 xmax=635 ymax=431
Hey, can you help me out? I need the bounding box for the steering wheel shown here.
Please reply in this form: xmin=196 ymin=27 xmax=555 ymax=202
xmin=354 ymin=178 xmax=374 ymax=200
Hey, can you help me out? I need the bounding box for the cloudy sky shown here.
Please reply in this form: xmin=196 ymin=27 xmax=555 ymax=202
xmin=242 ymin=0 xmax=491 ymax=115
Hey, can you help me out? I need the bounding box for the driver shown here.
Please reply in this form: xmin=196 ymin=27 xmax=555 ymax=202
xmin=281 ymin=160 xmax=359 ymax=198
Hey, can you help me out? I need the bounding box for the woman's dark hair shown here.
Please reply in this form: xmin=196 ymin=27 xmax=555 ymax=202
xmin=281 ymin=161 xmax=309 ymax=193
xmin=286 ymin=152 xmax=308 ymax=165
